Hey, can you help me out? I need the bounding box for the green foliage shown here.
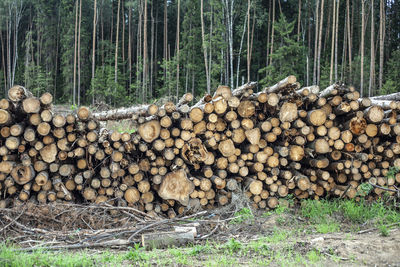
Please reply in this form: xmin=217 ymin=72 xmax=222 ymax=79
xmin=230 ymin=207 xmax=254 ymax=224
xmin=0 ymin=244 xmax=124 ymax=267
xmin=259 ymin=13 xmax=306 ymax=87
xmin=386 ymin=166 xmax=400 ymax=180
xmin=306 ymin=249 xmax=322 ymax=263
xmin=315 ymin=222 xmax=340 ymax=234
xmin=381 ymin=49 xmax=400 ymax=95
xmin=357 ymin=183 xmax=374 ymax=197
xmin=378 ymin=224 xmax=390 ymax=237
xmin=223 ymin=238 xmax=242 ymax=253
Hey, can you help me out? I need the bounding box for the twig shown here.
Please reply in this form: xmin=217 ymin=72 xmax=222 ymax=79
xmin=357 ymin=222 xmax=400 ymax=234
xmin=198 ymin=222 xmax=219 ymax=239
xmin=368 ymin=182 xmax=399 ymax=193
xmin=0 ymin=208 xmax=26 ymax=232
xmin=3 ymin=215 xmax=48 ymax=234
xmin=340 ymin=184 xmax=352 ymax=199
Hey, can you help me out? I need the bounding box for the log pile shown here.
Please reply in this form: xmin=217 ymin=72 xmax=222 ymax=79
xmin=0 ymin=79 xmax=399 ymax=217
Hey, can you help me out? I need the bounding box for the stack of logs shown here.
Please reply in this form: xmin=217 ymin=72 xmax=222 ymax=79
xmin=0 ymin=77 xmax=399 ymax=217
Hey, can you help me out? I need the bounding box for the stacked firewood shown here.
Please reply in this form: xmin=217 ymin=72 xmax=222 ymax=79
xmin=0 ymin=77 xmax=399 ymax=217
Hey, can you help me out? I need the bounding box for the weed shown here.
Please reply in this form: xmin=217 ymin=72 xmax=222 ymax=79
xmin=125 ymin=243 xmax=145 ymax=261
xmin=378 ymin=225 xmax=390 ymax=237
xmin=223 ymin=238 xmax=242 ymax=253
xmin=357 ymin=183 xmax=374 ymax=197
xmin=300 ymin=199 xmax=338 ymax=223
xmin=230 ymin=207 xmax=254 ymax=224
xmin=315 ymin=222 xmax=340 ymax=234
xmin=306 ymin=249 xmax=322 ymax=262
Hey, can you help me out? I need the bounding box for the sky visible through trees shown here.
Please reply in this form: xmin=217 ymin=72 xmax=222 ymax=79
xmin=0 ymin=0 xmax=399 ymax=107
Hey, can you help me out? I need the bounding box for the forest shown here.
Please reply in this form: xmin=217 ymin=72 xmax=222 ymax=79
xmin=0 ymin=0 xmax=399 ymax=107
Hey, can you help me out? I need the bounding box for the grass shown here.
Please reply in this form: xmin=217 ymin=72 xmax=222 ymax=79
xmin=0 ymin=245 xmax=127 ymax=267
xmin=299 ymin=198 xmax=400 ymax=225
xmin=229 ymin=207 xmax=254 ymax=224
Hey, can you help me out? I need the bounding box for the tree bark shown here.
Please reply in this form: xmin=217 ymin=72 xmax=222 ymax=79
xmin=316 ymin=0 xmax=325 ymax=85
xmin=378 ymin=0 xmax=385 ymax=92
xmin=360 ymin=0 xmax=364 ymax=96
xmin=176 ymin=0 xmax=180 ymax=102
xmin=115 ymin=0 xmax=121 ymax=85
xmin=369 ymin=0 xmax=375 ymax=97
xmin=91 ymin=0 xmax=97 ymax=105
xmin=200 ymin=0 xmax=210 ymax=94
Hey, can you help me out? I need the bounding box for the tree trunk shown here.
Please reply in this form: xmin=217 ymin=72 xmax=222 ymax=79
xmin=297 ymin=0 xmax=301 ymax=42
xmin=73 ymin=0 xmax=78 ymax=106
xmin=346 ymin=0 xmax=352 ymax=83
xmin=360 ymin=0 xmax=365 ymax=97
xmin=176 ymin=0 xmax=180 ymax=102
xmin=91 ymin=0 xmax=97 ymax=105
xmin=369 ymin=0 xmax=375 ymax=97
xmin=247 ymin=0 xmax=251 ymax=83
xmin=335 ymin=0 xmax=339 ymax=81
xmin=378 ymin=0 xmax=384 ymax=92
xmin=77 ymin=0 xmax=82 ymax=106
xmin=200 ymin=0 xmax=210 ymax=94
xmin=313 ymin=0 xmax=319 ymax=84
xmin=115 ymin=0 xmax=121 ymax=87
xmin=317 ymin=0 xmax=325 ymax=85
xmin=163 ymin=0 xmax=168 ymax=86
xmin=143 ymin=0 xmax=148 ymax=101
xmin=269 ymin=0 xmax=275 ymax=67
xmin=329 ymin=0 xmax=336 ymax=84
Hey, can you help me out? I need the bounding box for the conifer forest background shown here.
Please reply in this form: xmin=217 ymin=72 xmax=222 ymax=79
xmin=0 ymin=0 xmax=399 ymax=107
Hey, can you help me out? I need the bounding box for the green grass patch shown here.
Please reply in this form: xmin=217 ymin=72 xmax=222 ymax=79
xmin=230 ymin=207 xmax=254 ymax=224
xmin=315 ymin=222 xmax=340 ymax=234
xmin=300 ymin=199 xmax=400 ymax=227
xmin=0 ymin=244 xmax=126 ymax=267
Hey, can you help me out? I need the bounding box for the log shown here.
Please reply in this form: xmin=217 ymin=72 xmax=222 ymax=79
xmin=142 ymin=230 xmax=195 ymax=250
xmin=265 ymin=76 xmax=296 ymax=93
xmin=138 ymin=120 xmax=161 ymax=143
xmin=158 ymin=169 xmax=194 ymax=206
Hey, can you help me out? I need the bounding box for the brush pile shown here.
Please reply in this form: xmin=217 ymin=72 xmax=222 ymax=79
xmin=0 ymin=76 xmax=399 ymax=217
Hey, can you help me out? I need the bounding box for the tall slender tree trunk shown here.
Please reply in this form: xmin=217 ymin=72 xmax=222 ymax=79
xmin=176 ymin=0 xmax=180 ymax=101
xmin=143 ymin=0 xmax=148 ymax=101
xmin=208 ymin=5 xmax=213 ymax=89
xmin=73 ymin=0 xmax=78 ymax=105
xmin=163 ymin=0 xmax=168 ymax=84
xmin=91 ymin=0 xmax=97 ymax=104
xmin=115 ymin=0 xmax=121 ymax=89
xmin=329 ymin=0 xmax=336 ymax=84
xmin=0 ymin=29 xmax=6 ymax=94
xmin=121 ymin=0 xmax=125 ymax=66
xmin=313 ymin=0 xmax=319 ymax=84
xmin=316 ymin=0 xmax=324 ymax=85
xmin=101 ymin=2 xmax=104 ymax=67
xmin=297 ymin=0 xmax=301 ymax=42
xmin=137 ymin=0 xmax=143 ymax=100
xmin=378 ymin=0 xmax=384 ymax=91
xmin=266 ymin=0 xmax=271 ymax=69
xmin=250 ymin=9 xmax=255 ymax=82
xmin=150 ymin=2 xmax=155 ymax=98
xmin=237 ymin=9 xmax=248 ymax=88
xmin=200 ymin=0 xmax=210 ymax=93
xmin=128 ymin=5 xmax=132 ymax=89
xmin=360 ymin=0 xmax=364 ymax=96
xmin=269 ymin=0 xmax=275 ymax=66
xmin=247 ymin=0 xmax=251 ymax=83
xmin=369 ymin=0 xmax=375 ymax=97
xmin=77 ymin=0 xmax=82 ymax=106
xmin=341 ymin=7 xmax=347 ymax=81
xmin=346 ymin=0 xmax=352 ymax=83
xmin=334 ymin=0 xmax=339 ymax=81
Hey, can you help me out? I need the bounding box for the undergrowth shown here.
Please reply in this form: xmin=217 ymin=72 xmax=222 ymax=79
xmin=0 ymin=199 xmax=398 ymax=266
